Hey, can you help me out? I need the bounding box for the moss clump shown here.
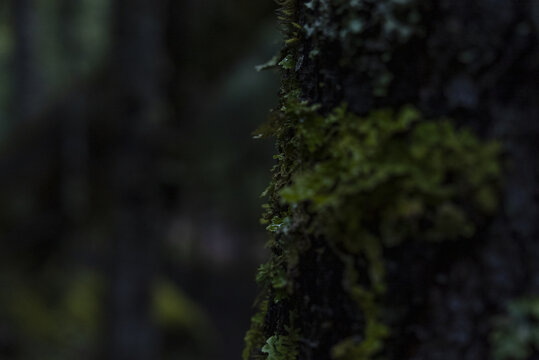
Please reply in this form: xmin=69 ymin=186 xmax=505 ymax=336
xmin=244 ymin=87 xmax=502 ymax=359
xmin=244 ymin=301 xmax=299 ymax=360
xmin=243 ymin=300 xmax=270 ymax=360
xmin=254 ymin=0 xmax=301 ymax=73
xmin=264 ymin=90 xmax=501 ymax=294
xmin=278 ymin=102 xmax=501 ymax=248
xmin=261 ymin=321 xmax=301 ymax=360
xmin=490 ymin=297 xmax=539 ymax=360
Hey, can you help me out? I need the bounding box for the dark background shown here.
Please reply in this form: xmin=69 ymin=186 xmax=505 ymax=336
xmin=0 ymin=1 xmax=280 ymax=359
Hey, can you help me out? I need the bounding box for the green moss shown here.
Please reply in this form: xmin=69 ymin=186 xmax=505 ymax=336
xmin=261 ymin=323 xmax=300 ymax=360
xmin=278 ymin=103 xmax=501 ymax=247
xmin=244 ymin=300 xmax=270 ymax=360
xmin=152 ymin=280 xmax=211 ymax=331
xmin=244 ymin=302 xmax=300 ymax=360
xmin=244 ymin=87 xmax=502 ymax=359
xmin=268 ymin=90 xmax=501 ymax=243
xmin=256 ymin=260 xmax=291 ymax=302
xmin=332 ymin=254 xmax=389 ymax=360
xmin=272 ymin=0 xmax=301 ymax=72
xmin=490 ymin=297 xmax=539 ymax=360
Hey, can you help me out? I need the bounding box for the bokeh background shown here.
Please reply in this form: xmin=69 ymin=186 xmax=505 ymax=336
xmin=0 ymin=1 xmax=281 ymax=359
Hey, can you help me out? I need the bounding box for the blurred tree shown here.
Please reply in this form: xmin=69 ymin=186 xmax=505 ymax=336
xmin=245 ymin=1 xmax=539 ymax=360
xmin=56 ymin=0 xmax=89 ymax=234
xmin=12 ymin=0 xmax=41 ymax=122
xmin=0 ymin=0 xmax=279 ymax=359
xmin=106 ymin=0 xmax=166 ymax=359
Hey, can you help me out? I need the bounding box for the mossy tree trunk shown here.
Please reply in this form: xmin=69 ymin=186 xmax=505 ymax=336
xmin=244 ymin=1 xmax=539 ymax=360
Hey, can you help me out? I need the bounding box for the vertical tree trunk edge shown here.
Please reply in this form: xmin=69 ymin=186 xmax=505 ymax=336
xmin=244 ymin=1 xmax=539 ymax=360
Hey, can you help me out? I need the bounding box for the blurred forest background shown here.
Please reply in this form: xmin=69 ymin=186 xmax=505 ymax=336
xmin=0 ymin=0 xmax=280 ymax=359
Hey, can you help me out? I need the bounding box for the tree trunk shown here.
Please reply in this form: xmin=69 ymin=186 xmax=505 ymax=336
xmin=244 ymin=1 xmax=539 ymax=360
xmin=107 ymin=1 xmax=165 ymax=359
xmin=57 ymin=0 xmax=89 ymax=230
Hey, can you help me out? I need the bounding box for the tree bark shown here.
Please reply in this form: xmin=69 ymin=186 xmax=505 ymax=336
xmin=245 ymin=1 xmax=539 ymax=359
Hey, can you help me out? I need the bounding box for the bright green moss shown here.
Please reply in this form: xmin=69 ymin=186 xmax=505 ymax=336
xmin=278 ymin=102 xmax=501 ymax=249
xmin=491 ymin=297 xmax=539 ymax=360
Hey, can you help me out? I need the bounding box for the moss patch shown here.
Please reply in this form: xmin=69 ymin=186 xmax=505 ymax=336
xmin=245 ymin=87 xmax=502 ymax=359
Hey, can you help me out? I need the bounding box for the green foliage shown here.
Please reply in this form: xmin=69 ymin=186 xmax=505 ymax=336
xmin=244 ymin=294 xmax=300 ymax=360
xmin=261 ymin=312 xmax=300 ymax=360
xmin=278 ymin=54 xmax=296 ymax=70
xmin=276 ymin=0 xmax=299 ymax=33
xmin=278 ymin=102 xmax=501 ymax=248
xmin=262 ymin=328 xmax=300 ymax=360
xmin=244 ymin=300 xmax=270 ymax=360
xmin=491 ymin=297 xmax=539 ymax=360
xmin=333 ymin=255 xmax=389 ymax=360
xmin=270 ymin=0 xmax=300 ymax=72
xmin=256 ymin=55 xmax=281 ymax=72
xmin=256 ymin=260 xmax=290 ymax=302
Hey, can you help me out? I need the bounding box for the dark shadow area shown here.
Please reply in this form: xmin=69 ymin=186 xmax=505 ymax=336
xmin=0 ymin=1 xmax=280 ymax=359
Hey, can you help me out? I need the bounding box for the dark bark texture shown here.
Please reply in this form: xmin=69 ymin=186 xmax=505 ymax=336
xmin=246 ymin=1 xmax=539 ymax=360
